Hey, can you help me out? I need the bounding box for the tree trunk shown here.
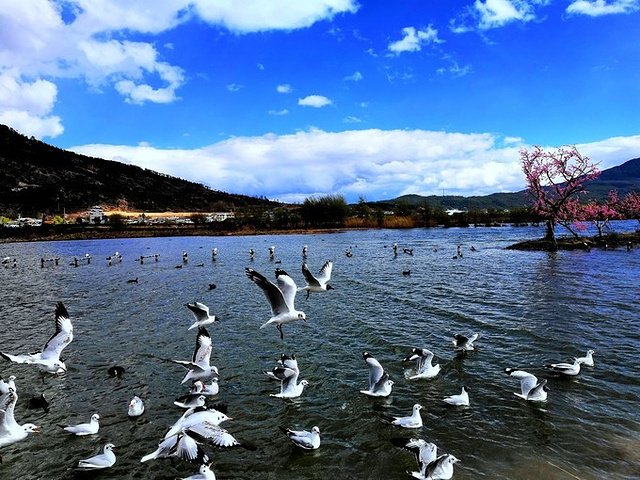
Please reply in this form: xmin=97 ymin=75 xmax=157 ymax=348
xmin=545 ymin=219 xmax=558 ymax=251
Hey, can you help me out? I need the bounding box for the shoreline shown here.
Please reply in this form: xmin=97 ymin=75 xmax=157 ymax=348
xmin=1 ymin=224 xmax=638 ymax=251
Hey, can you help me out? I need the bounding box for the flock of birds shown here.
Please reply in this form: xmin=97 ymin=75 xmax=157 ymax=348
xmin=0 ymin=243 xmax=598 ymax=479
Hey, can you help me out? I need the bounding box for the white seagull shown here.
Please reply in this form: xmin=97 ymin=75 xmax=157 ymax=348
xmin=543 ymin=358 xmax=582 ymax=376
xmin=403 ymin=348 xmax=441 ymax=380
xmin=360 ymin=352 xmax=394 ymax=397
xmin=262 ymin=353 xmax=298 ymax=380
xmin=164 ymin=406 xmax=238 ymax=449
xmin=174 ymin=394 xmax=207 ymax=409
xmin=0 ymin=388 xmax=41 ymax=463
xmin=0 ymin=376 xmax=16 ymax=395
xmin=186 ymin=302 xmax=219 ymax=331
xmin=575 ymin=349 xmax=595 ymax=367
xmin=59 ymin=413 xmax=100 ymax=435
xmin=423 ymin=453 xmax=461 ymax=480
xmin=504 ymin=368 xmax=549 ymax=402
xmin=269 ymin=365 xmax=309 ymax=399
xmin=452 ymin=333 xmax=478 ymax=352
xmin=141 ymin=432 xmax=210 ymax=464
xmin=128 ymin=396 xmax=145 ymax=417
xmin=391 ymin=437 xmax=438 ymax=479
xmin=299 ymin=260 xmax=334 ymax=299
xmin=179 ymin=463 xmax=217 ymax=480
xmin=245 ymin=268 xmax=306 ymax=340
xmin=189 ymin=379 xmax=219 ymax=397
xmin=443 ymin=387 xmax=470 ymax=406
xmin=1 ymin=302 xmax=72 ymax=375
xmin=173 ymin=327 xmax=218 ymax=384
xmin=279 ymin=425 xmax=321 ymax=450
xmin=385 ymin=404 xmax=423 ymax=429
xmin=76 ymin=443 xmax=116 ymax=471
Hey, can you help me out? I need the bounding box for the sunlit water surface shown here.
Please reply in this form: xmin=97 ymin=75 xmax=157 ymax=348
xmin=1 ymin=224 xmax=639 ymax=480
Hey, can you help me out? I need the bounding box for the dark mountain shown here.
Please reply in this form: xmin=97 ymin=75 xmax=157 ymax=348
xmin=0 ymin=124 xmax=277 ymax=217
xmin=376 ymin=157 xmax=640 ymax=211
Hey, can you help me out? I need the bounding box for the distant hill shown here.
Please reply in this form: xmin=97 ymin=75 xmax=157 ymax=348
xmin=375 ymin=157 xmax=640 ymax=211
xmin=0 ymin=124 xmax=277 ymax=217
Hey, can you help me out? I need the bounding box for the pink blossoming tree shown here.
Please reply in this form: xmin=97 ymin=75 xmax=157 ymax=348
xmin=575 ymin=190 xmax=620 ymax=237
xmin=521 ymin=145 xmax=600 ymax=249
xmin=618 ymin=191 xmax=640 ymax=224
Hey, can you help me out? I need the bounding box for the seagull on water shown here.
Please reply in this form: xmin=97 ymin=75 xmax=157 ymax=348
xmin=128 ymin=396 xmax=145 ymax=417
xmin=279 ymin=425 xmax=321 ymax=450
xmin=1 ymin=302 xmax=72 ymax=376
xmin=383 ymin=404 xmax=423 ymax=428
xmin=391 ymin=437 xmax=438 ymax=479
xmin=75 ymin=443 xmax=116 ymax=471
xmin=179 ymin=462 xmax=217 ymax=480
xmin=165 ymin=406 xmax=241 ymax=449
xmin=299 ymin=260 xmax=334 ymax=300
xmin=543 ymin=358 xmax=582 ymax=376
xmin=173 ymin=327 xmax=218 ymax=384
xmin=443 ymin=387 xmax=470 ymax=406
xmin=423 ymin=453 xmax=461 ymax=480
xmin=575 ymin=349 xmax=595 ymax=367
xmin=0 ymin=387 xmax=41 ymax=464
xmin=360 ymin=352 xmax=394 ymax=397
xmin=452 ymin=333 xmax=478 ymax=352
xmin=504 ymin=368 xmax=549 ymax=402
xmin=59 ymin=413 xmax=100 ymax=435
xmin=141 ymin=432 xmax=210 ymax=464
xmin=186 ymin=302 xmax=219 ymax=331
xmin=245 ymin=267 xmax=306 ymax=340
xmin=262 ymin=353 xmax=297 ymax=380
xmin=269 ymin=366 xmax=309 ymax=399
xmin=403 ymin=348 xmax=441 ymax=380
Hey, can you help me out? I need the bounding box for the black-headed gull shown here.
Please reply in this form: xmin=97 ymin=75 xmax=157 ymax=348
xmin=0 ymin=387 xmax=41 ymax=463
xmin=179 ymin=462 xmax=217 ymax=480
xmin=141 ymin=432 xmax=210 ymax=464
xmin=189 ymin=379 xmax=219 ymax=397
xmin=174 ymin=393 xmax=207 ymax=409
xmin=279 ymin=425 xmax=321 ymax=450
xmin=262 ymin=353 xmax=297 ymax=380
xmin=1 ymin=302 xmax=72 ymax=375
xmin=424 ymin=453 xmax=461 ymax=479
xmin=452 ymin=333 xmax=478 ymax=352
xmin=245 ymin=268 xmax=306 ymax=340
xmin=164 ymin=406 xmax=231 ymax=440
xmin=186 ymin=302 xmax=219 ymax=331
xmin=443 ymin=387 xmax=470 ymax=406
xmin=383 ymin=404 xmax=423 ymax=428
xmin=0 ymin=376 xmax=16 ymax=394
xmin=76 ymin=443 xmax=116 ymax=471
xmin=504 ymin=368 xmax=549 ymax=402
xmin=575 ymin=349 xmax=595 ymax=367
xmin=128 ymin=396 xmax=145 ymax=417
xmin=59 ymin=413 xmax=100 ymax=435
xmin=360 ymin=352 xmax=393 ymax=397
xmin=269 ymin=366 xmax=309 ymax=399
xmin=173 ymin=327 xmax=218 ymax=384
xmin=543 ymin=358 xmax=582 ymax=376
xmin=299 ymin=261 xmax=334 ymax=299
xmin=403 ymin=348 xmax=441 ymax=380
xmin=391 ymin=437 xmax=438 ymax=479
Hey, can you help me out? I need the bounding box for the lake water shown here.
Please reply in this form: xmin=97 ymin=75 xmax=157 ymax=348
xmin=0 ymin=223 xmax=639 ymax=480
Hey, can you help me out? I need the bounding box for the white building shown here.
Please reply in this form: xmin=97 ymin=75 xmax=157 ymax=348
xmin=89 ymin=206 xmax=106 ymax=224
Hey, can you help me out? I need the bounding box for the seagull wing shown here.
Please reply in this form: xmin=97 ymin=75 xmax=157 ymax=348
xmin=41 ymin=302 xmax=73 ymax=359
xmin=316 ymin=260 xmax=332 ymax=285
xmin=0 ymin=389 xmax=19 ymax=432
xmin=301 ymin=263 xmax=321 ymax=287
xmin=191 ymin=328 xmax=212 ymax=366
xmin=364 ymin=354 xmax=385 ymax=389
xmin=275 ymin=269 xmax=298 ymax=311
xmin=187 ymin=424 xmax=240 ymax=448
xmin=517 ymin=373 xmax=538 ymax=396
xmin=246 ymin=268 xmax=289 ymax=316
xmin=187 ymin=302 xmax=210 ymax=322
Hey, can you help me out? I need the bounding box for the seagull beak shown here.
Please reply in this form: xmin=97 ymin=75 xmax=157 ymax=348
xmin=34 ymin=426 xmax=42 ymax=434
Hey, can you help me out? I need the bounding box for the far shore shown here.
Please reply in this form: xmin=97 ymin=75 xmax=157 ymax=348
xmin=1 ymin=223 xmax=638 ymax=252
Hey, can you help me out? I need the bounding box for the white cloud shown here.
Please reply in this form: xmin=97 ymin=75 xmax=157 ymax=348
xmin=226 ymin=83 xmax=243 ymax=92
xmin=298 ymin=95 xmax=333 ymax=107
xmin=343 ymin=116 xmax=362 ymax=123
xmin=70 ymin=130 xmax=640 ymax=203
xmin=474 ymin=0 xmax=536 ymax=29
xmin=344 ymin=71 xmax=363 ymax=81
xmin=191 ymin=0 xmax=359 ymax=32
xmin=277 ymin=84 xmax=292 ymax=93
xmin=268 ymin=109 xmax=289 ymax=116
xmin=566 ymin=0 xmax=639 ymax=16
xmin=0 ymin=0 xmax=359 ymax=136
xmin=388 ymin=26 xmax=442 ymax=54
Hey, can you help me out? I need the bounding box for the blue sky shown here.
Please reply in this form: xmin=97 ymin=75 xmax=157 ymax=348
xmin=1 ymin=1 xmax=639 ymax=203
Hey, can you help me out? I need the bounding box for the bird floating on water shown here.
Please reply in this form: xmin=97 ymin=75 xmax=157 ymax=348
xmin=452 ymin=333 xmax=478 ymax=352
xmin=403 ymin=348 xmax=440 ymax=380
xmin=279 ymin=425 xmax=321 ymax=450
xmin=383 ymin=403 xmax=423 ymax=429
xmin=443 ymin=386 xmax=470 ymax=406
xmin=128 ymin=396 xmax=145 ymax=417
xmin=75 ymin=443 xmax=116 ymax=471
xmin=575 ymin=349 xmax=595 ymax=367
xmin=59 ymin=413 xmax=100 ymax=435
xmin=360 ymin=352 xmax=393 ymax=397
xmin=504 ymin=368 xmax=549 ymax=402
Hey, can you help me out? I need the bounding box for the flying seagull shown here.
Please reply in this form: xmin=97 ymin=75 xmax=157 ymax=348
xmin=299 ymin=260 xmax=334 ymax=299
